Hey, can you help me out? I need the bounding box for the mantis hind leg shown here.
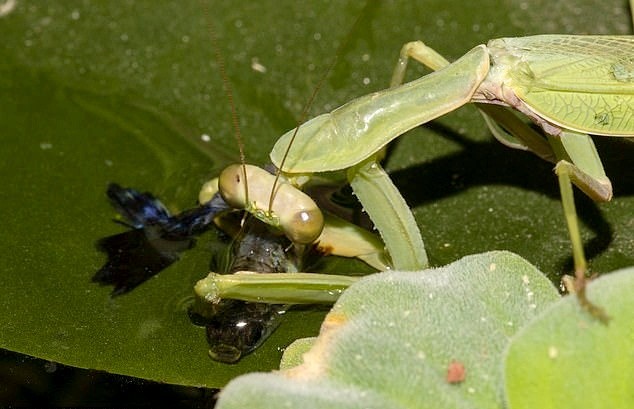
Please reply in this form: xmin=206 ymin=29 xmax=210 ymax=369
xmin=556 ymin=162 xmax=611 ymax=323
xmin=552 ymin=131 xmax=612 ymax=323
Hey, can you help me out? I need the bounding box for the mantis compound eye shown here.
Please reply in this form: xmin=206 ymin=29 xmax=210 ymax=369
xmin=284 ymin=208 xmax=324 ymax=244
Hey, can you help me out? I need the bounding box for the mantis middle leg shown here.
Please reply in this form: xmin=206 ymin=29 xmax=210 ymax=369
xmin=390 ymin=41 xmax=612 ymax=322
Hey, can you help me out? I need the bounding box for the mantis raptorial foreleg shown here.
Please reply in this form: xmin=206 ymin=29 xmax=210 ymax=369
xmin=391 ymin=41 xmax=557 ymax=159
xmin=347 ymin=156 xmax=428 ymax=271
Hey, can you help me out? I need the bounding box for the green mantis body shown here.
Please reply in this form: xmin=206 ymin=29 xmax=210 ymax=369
xmin=273 ymin=34 xmax=634 ymax=320
xmin=199 ymin=10 xmax=634 ymax=322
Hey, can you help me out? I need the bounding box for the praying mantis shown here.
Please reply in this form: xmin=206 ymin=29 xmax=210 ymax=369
xmin=196 ymin=2 xmax=634 ymax=324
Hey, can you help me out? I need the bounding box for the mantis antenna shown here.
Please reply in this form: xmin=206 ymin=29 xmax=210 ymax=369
xmin=199 ymin=0 xmax=250 ymax=208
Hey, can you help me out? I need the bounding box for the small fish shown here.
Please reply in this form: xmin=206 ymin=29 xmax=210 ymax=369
xmin=198 ymin=219 xmax=296 ymax=363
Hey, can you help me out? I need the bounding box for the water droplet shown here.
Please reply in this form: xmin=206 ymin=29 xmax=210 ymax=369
xmin=548 ymin=345 xmax=558 ymax=359
xmin=251 ymin=58 xmax=267 ymax=73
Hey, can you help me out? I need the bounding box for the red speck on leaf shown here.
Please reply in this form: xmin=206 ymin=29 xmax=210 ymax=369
xmin=446 ymin=360 xmax=466 ymax=384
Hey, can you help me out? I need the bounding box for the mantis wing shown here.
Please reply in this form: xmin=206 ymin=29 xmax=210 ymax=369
xmin=489 ymin=35 xmax=634 ymax=137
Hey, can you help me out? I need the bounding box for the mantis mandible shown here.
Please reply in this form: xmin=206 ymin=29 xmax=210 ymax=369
xmin=202 ymin=6 xmax=634 ymax=323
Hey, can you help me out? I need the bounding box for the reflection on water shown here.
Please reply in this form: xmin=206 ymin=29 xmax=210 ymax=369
xmin=94 ymin=183 xmax=228 ymax=295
